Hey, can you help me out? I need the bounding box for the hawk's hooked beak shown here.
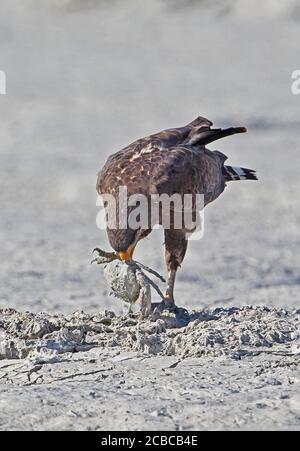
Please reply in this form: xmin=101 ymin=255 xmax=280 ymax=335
xmin=119 ymin=244 xmax=136 ymax=262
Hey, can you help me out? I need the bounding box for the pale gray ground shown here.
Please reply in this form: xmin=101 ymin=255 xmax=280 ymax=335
xmin=1 ymin=306 xmax=300 ymax=431
xmin=0 ymin=0 xmax=299 ymax=431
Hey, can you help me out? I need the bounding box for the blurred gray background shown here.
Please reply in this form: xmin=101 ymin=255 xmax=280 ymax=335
xmin=0 ymin=0 xmax=299 ymax=314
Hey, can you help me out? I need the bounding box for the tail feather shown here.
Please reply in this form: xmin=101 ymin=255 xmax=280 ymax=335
xmin=187 ymin=126 xmax=247 ymax=146
xmin=224 ymin=165 xmax=258 ymax=182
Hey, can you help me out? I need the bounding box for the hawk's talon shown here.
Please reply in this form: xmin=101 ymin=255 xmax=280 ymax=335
xmin=162 ymin=299 xmax=177 ymax=312
xmin=152 ymin=299 xmax=177 ymax=314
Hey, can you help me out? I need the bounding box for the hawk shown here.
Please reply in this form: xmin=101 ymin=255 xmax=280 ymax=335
xmin=97 ymin=116 xmax=257 ymax=309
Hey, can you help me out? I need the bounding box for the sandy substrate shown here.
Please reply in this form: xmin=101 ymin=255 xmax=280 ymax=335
xmin=0 ymin=0 xmax=300 ymax=431
xmin=1 ymin=306 xmax=300 ymax=360
xmin=0 ymin=306 xmax=300 ymax=430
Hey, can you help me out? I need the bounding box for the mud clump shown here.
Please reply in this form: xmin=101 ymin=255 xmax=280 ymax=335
xmin=0 ymin=306 xmax=299 ymax=361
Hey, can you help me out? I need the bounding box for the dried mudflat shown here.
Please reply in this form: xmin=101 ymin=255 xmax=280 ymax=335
xmin=1 ymin=0 xmax=300 ymax=431
xmin=0 ymin=306 xmax=300 ymax=431
xmin=1 ymin=306 xmax=300 ymax=360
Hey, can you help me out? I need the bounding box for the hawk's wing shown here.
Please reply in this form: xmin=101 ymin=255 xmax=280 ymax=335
xmin=148 ymin=146 xmax=225 ymax=205
xmin=142 ymin=116 xmax=214 ymax=150
xmin=97 ymin=116 xmax=245 ymax=197
xmin=130 ymin=116 xmax=245 ymax=150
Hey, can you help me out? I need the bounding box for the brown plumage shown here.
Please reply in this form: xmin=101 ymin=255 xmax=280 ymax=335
xmin=97 ymin=116 xmax=257 ymax=307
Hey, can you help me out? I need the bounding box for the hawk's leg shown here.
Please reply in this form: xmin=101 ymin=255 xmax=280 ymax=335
xmin=164 ymin=230 xmax=188 ymax=307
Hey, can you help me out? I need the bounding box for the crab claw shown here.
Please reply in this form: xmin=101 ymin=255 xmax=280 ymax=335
xmin=91 ymin=247 xmax=119 ymax=265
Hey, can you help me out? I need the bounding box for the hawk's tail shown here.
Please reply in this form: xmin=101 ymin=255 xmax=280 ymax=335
xmin=187 ymin=125 xmax=247 ymax=146
xmin=224 ymin=166 xmax=258 ymax=182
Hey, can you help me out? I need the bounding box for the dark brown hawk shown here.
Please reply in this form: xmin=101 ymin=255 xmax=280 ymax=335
xmin=97 ymin=116 xmax=257 ymax=308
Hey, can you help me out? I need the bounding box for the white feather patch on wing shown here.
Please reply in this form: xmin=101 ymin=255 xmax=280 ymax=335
xmin=140 ymin=143 xmax=157 ymax=154
xmin=129 ymin=153 xmax=140 ymax=162
xmin=187 ymin=134 xmax=203 ymax=146
xmin=130 ymin=144 xmax=161 ymax=162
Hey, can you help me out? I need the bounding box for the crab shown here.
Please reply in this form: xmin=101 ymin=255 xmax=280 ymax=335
xmin=92 ymin=249 xmax=166 ymax=318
